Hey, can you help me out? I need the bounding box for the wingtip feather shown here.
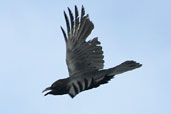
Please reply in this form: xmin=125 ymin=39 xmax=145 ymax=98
xmin=60 ymin=26 xmax=67 ymax=42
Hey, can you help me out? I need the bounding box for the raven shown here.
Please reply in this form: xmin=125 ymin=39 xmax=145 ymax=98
xmin=42 ymin=5 xmax=142 ymax=98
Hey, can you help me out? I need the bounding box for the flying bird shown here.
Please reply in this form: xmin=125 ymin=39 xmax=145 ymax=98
xmin=42 ymin=5 xmax=142 ymax=98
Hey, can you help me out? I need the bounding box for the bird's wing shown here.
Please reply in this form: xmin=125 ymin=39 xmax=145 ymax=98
xmin=61 ymin=5 xmax=104 ymax=76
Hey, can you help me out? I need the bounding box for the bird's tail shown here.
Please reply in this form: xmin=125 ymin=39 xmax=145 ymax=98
xmin=107 ymin=60 xmax=142 ymax=76
xmin=92 ymin=61 xmax=142 ymax=87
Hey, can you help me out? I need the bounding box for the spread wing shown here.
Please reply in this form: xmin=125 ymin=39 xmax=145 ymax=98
xmin=61 ymin=5 xmax=104 ymax=76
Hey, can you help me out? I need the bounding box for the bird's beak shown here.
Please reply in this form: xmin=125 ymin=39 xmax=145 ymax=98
xmin=42 ymin=87 xmax=52 ymax=96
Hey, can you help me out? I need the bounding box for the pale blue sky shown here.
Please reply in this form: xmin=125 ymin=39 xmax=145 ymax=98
xmin=0 ymin=0 xmax=171 ymax=114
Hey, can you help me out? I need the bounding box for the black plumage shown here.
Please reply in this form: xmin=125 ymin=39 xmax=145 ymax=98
xmin=42 ymin=5 xmax=142 ymax=98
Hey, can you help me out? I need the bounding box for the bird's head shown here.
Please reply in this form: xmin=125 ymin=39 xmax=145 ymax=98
xmin=42 ymin=78 xmax=69 ymax=96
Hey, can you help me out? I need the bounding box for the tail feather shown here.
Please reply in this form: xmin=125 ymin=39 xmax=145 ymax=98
xmin=92 ymin=61 xmax=142 ymax=89
xmin=107 ymin=60 xmax=142 ymax=76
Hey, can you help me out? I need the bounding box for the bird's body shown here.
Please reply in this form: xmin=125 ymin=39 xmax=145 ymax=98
xmin=43 ymin=5 xmax=142 ymax=98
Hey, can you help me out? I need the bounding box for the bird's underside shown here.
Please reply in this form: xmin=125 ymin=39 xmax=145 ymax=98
xmin=42 ymin=5 xmax=142 ymax=98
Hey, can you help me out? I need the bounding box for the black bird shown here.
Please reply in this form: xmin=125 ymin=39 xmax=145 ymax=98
xmin=42 ymin=5 xmax=142 ymax=98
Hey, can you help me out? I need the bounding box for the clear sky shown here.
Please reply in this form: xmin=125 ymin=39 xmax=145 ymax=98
xmin=0 ymin=0 xmax=171 ymax=114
